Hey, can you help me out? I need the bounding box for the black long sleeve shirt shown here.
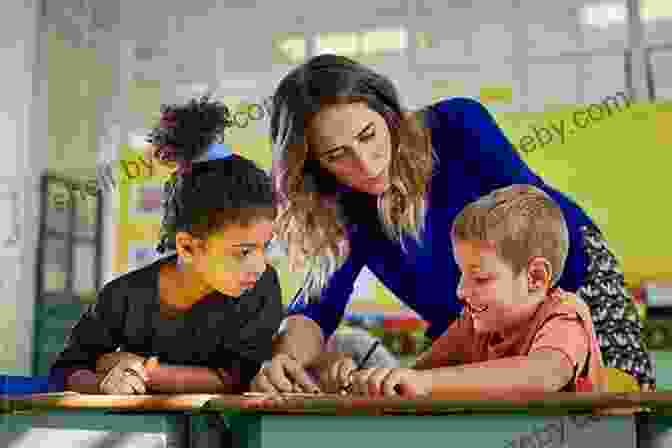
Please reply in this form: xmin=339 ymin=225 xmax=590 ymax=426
xmin=50 ymin=254 xmax=284 ymax=390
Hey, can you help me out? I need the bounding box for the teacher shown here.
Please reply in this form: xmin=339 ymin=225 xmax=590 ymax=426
xmin=251 ymin=54 xmax=654 ymax=393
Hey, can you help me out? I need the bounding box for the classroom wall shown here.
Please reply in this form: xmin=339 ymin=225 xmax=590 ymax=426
xmin=46 ymin=32 xmax=113 ymax=176
xmin=110 ymin=95 xmax=672 ymax=312
xmin=0 ymin=28 xmax=117 ymax=373
xmin=0 ymin=0 xmax=41 ymax=375
xmin=499 ymin=101 xmax=672 ymax=285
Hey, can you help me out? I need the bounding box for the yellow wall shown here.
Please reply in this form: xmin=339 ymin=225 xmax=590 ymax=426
xmin=498 ymin=101 xmax=672 ymax=285
xmin=360 ymin=100 xmax=672 ymax=307
xmin=114 ymin=95 xmax=672 ymax=309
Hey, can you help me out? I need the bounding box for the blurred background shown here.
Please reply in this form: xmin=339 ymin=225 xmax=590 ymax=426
xmin=1 ymin=0 xmax=671 ymax=385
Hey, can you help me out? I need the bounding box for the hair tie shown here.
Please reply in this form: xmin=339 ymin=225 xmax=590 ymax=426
xmin=155 ymin=143 xmax=177 ymax=162
xmin=193 ymin=142 xmax=233 ymax=163
xmin=175 ymin=159 xmax=193 ymax=176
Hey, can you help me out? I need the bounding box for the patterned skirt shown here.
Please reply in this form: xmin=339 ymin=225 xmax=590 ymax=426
xmin=577 ymin=225 xmax=656 ymax=389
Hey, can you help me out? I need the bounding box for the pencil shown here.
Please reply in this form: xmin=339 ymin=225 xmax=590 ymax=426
xmin=358 ymin=340 xmax=381 ymax=369
xmin=340 ymin=339 xmax=381 ymax=394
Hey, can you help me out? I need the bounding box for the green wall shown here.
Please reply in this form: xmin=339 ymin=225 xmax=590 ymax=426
xmin=497 ymin=101 xmax=672 ymax=286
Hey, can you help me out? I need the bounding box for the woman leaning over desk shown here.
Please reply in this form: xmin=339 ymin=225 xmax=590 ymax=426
xmin=250 ymin=54 xmax=654 ymax=393
xmin=51 ymin=96 xmax=283 ymax=394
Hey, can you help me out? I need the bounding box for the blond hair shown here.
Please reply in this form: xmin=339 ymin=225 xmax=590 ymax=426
xmin=451 ymin=185 xmax=569 ymax=285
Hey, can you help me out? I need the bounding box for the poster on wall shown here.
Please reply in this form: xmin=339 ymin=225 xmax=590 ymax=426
xmin=127 ymin=245 xmax=162 ymax=271
xmin=129 ymin=182 xmax=164 ymax=218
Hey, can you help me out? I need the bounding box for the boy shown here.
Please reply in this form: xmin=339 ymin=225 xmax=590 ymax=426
xmin=348 ymin=185 xmax=605 ymax=397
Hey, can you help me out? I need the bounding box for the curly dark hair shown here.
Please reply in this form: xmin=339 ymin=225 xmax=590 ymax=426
xmin=148 ymin=96 xmax=276 ymax=253
xmin=146 ymin=95 xmax=234 ymax=165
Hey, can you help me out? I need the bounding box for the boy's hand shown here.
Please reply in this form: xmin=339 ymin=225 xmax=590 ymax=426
xmin=349 ymin=368 xmax=431 ymax=398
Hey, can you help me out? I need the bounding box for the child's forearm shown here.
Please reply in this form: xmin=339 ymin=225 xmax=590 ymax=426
xmin=422 ymin=350 xmax=573 ymax=394
xmin=147 ymin=365 xmax=240 ymax=394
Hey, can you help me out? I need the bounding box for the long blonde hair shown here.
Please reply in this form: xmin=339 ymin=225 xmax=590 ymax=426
xmin=270 ymin=55 xmax=435 ymax=299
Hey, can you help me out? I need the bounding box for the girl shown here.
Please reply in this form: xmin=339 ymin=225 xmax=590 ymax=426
xmin=251 ymin=54 xmax=654 ymax=394
xmin=51 ymin=96 xmax=283 ymax=394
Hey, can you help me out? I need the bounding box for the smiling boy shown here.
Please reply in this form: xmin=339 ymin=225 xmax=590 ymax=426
xmin=348 ymin=185 xmax=605 ymax=397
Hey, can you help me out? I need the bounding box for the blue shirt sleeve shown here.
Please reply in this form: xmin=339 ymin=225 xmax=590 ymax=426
xmin=431 ymin=97 xmax=593 ymax=293
xmin=285 ymin=247 xmax=366 ymax=340
xmin=431 ymin=97 xmax=542 ymax=189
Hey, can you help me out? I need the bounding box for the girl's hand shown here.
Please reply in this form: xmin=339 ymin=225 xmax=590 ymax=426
xmin=96 ymin=352 xmax=148 ymax=375
xmin=349 ymin=368 xmax=431 ymax=398
xmin=95 ymin=352 xmax=153 ymax=395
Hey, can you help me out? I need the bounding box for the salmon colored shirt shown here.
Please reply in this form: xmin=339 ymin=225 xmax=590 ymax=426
xmin=421 ymin=291 xmax=605 ymax=392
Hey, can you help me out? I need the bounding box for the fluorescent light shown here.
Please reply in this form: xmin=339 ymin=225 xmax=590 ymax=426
xmin=361 ymin=27 xmax=408 ymax=54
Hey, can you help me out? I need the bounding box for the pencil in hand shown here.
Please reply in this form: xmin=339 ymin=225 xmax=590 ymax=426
xmin=340 ymin=340 xmax=381 ymax=395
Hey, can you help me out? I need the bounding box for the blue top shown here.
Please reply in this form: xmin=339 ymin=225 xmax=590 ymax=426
xmin=286 ymin=97 xmax=596 ymax=341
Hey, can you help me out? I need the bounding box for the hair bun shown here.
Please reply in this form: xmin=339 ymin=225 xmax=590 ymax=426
xmin=146 ymin=95 xmax=234 ymax=166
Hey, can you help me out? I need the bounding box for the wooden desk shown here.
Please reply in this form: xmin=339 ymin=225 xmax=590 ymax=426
xmin=205 ymin=391 xmax=672 ymax=415
xmin=7 ymin=392 xmax=672 ymax=448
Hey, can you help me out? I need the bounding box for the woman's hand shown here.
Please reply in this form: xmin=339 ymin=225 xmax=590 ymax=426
xmin=317 ymin=354 xmax=357 ymax=393
xmin=250 ymin=354 xmax=320 ymax=394
xmin=349 ymin=368 xmax=431 ymax=398
xmin=95 ymin=352 xmax=157 ymax=395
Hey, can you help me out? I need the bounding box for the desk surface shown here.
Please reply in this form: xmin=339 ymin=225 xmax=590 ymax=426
xmin=4 ymin=393 xmax=219 ymax=412
xmin=0 ymin=393 xmax=651 ymax=448
xmin=3 ymin=391 xmax=672 ymax=415
xmin=203 ymin=392 xmax=653 ymax=415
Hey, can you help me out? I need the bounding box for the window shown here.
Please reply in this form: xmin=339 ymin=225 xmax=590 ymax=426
xmin=314 ymin=27 xmax=407 ymax=59
xmin=316 ymin=32 xmax=359 ymax=56
xmin=649 ymin=48 xmax=672 ymax=100
xmin=642 ymin=0 xmax=672 ymax=44
xmin=642 ymin=0 xmax=672 ymax=22
xmin=273 ymin=33 xmax=306 ymax=64
xmin=361 ymin=28 xmax=408 ymax=54
xmin=415 ymin=31 xmax=433 ymax=50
